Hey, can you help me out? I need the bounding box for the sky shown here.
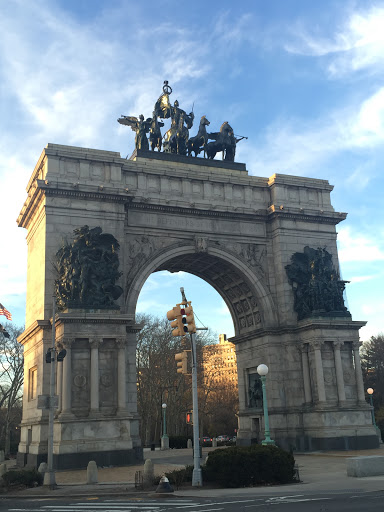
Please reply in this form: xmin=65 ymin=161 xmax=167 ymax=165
xmin=1 ymin=0 xmax=384 ymax=342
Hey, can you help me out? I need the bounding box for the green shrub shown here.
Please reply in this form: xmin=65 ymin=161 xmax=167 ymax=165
xmin=2 ymin=468 xmax=43 ymax=488
xmin=203 ymin=445 xmax=295 ymax=488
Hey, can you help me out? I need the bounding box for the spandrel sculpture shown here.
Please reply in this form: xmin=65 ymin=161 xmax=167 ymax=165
xmin=286 ymin=246 xmax=350 ymax=320
xmin=117 ymin=80 xmax=247 ymax=160
xmin=55 ymin=226 xmax=123 ymax=310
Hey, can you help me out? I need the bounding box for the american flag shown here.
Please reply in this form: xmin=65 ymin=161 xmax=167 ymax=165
xmin=0 ymin=303 xmax=12 ymax=321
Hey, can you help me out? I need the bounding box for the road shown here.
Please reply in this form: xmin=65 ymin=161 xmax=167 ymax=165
xmin=1 ymin=491 xmax=384 ymax=511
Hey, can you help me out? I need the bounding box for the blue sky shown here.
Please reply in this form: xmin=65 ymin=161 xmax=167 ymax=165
xmin=1 ymin=0 xmax=383 ymax=341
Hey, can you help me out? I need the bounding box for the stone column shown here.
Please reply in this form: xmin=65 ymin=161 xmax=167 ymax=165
xmin=310 ymin=340 xmax=326 ymax=403
xmin=56 ymin=342 xmax=63 ymax=415
xmin=89 ymin=338 xmax=100 ymax=415
xmin=333 ymin=340 xmax=346 ymax=404
xmin=60 ymin=338 xmax=74 ymax=417
xmin=116 ymin=338 xmax=127 ymax=413
xmin=300 ymin=344 xmax=312 ymax=404
xmin=352 ymin=341 xmax=366 ymax=403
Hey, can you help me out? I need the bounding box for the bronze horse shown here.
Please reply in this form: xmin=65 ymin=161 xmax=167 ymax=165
xmin=187 ymin=116 xmax=210 ymax=157
xmin=149 ymin=112 xmax=164 ymax=151
xmin=206 ymin=122 xmax=237 ymax=161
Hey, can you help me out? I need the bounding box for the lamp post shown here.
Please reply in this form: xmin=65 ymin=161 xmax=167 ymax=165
xmin=161 ymin=403 xmax=169 ymax=450
xmin=367 ymin=388 xmax=377 ymax=428
xmin=257 ymin=364 xmax=275 ymax=446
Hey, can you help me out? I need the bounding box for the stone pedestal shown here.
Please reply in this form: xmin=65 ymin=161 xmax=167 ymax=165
xmin=17 ymin=310 xmax=143 ymax=469
xmin=236 ymin=318 xmax=378 ymax=451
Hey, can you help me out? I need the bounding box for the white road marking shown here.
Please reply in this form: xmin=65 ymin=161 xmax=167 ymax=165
xmin=179 ymin=500 xmax=256 ymax=508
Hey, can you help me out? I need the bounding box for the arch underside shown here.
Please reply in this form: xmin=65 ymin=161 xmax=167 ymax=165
xmin=155 ymin=252 xmax=262 ymax=336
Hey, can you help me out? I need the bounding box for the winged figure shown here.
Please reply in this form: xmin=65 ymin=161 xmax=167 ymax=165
xmin=118 ymin=114 xmax=152 ymax=151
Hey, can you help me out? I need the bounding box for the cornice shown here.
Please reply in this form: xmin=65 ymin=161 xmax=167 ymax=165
xmin=230 ymin=318 xmax=366 ymax=345
xmin=43 ymin=185 xmax=131 ymax=203
xmin=267 ymin=206 xmax=347 ymax=226
xmin=126 ymin=200 xmax=267 ymax=221
xmin=17 ymin=320 xmax=51 ymax=345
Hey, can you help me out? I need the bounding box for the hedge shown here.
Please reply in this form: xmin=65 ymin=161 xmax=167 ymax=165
xmin=203 ymin=444 xmax=295 ymax=488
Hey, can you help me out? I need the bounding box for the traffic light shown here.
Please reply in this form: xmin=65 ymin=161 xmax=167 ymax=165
xmin=175 ymin=351 xmax=188 ymax=374
xmin=167 ymin=302 xmax=196 ymax=336
xmin=167 ymin=306 xmax=185 ymax=337
xmin=182 ymin=304 xmax=196 ymax=334
xmin=57 ymin=349 xmax=67 ymax=362
xmin=186 ymin=411 xmax=193 ymax=424
xmin=45 ymin=350 xmax=52 ymax=363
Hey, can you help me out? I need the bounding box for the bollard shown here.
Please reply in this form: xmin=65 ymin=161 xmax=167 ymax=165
xmin=86 ymin=461 xmax=98 ymax=484
xmin=212 ymin=438 xmax=217 ymax=447
xmin=38 ymin=462 xmax=48 ymax=480
xmin=0 ymin=463 xmax=6 ymax=477
xmin=187 ymin=439 xmax=192 ymax=449
xmin=143 ymin=459 xmax=154 ymax=487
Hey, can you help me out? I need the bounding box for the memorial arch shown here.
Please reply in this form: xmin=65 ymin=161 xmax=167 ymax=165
xmin=16 ymin=144 xmax=379 ymax=469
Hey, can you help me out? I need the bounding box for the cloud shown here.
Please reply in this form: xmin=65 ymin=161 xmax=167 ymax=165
xmin=337 ymin=226 xmax=384 ymax=263
xmin=245 ymin=84 xmax=384 ymax=180
xmin=284 ymin=6 xmax=384 ymax=77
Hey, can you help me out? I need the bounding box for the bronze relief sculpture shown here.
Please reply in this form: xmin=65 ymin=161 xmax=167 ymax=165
xmin=55 ymin=226 xmax=123 ymax=311
xmin=286 ymin=246 xmax=350 ymax=321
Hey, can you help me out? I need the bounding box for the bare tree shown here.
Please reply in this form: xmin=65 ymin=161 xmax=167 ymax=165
xmin=0 ymin=322 xmax=24 ymax=455
xmin=135 ymin=314 xmax=220 ymax=444
xmin=361 ymin=333 xmax=384 ymax=409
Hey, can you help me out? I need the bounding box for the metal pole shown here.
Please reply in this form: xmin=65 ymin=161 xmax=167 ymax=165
xmin=163 ymin=407 xmax=167 ymax=436
xmin=369 ymin=395 xmax=377 ymax=427
xmin=191 ymin=332 xmax=202 ymax=486
xmin=260 ymin=375 xmax=275 ymax=446
xmin=44 ymin=296 xmax=56 ymax=488
xmin=179 ymin=287 xmax=202 ymax=486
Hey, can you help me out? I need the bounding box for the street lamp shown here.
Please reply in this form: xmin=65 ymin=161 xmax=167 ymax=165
xmin=161 ymin=403 xmax=169 ymax=450
xmin=367 ymin=388 xmax=377 ymax=428
xmin=257 ymin=364 xmax=275 ymax=446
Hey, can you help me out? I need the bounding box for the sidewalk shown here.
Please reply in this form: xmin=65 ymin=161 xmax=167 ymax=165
xmin=2 ymin=445 xmax=384 ymax=499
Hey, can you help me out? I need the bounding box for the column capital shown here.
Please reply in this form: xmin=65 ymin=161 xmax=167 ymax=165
xmin=55 ymin=338 xmax=64 ymax=350
xmin=116 ymin=337 xmax=127 ymax=349
xmin=309 ymin=339 xmax=324 ymax=351
xmin=333 ymin=340 xmax=344 ymax=351
xmin=89 ymin=337 xmax=101 ymax=349
xmin=62 ymin=337 xmax=75 ymax=349
xmin=299 ymin=343 xmax=309 ymax=354
xmin=352 ymin=341 xmax=362 ymax=350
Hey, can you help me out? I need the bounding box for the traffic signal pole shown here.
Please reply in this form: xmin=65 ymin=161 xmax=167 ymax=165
xmin=190 ymin=330 xmax=202 ymax=487
xmin=167 ymin=288 xmax=202 ymax=486
xmin=180 ymin=287 xmax=202 ymax=487
xmin=44 ymin=296 xmax=57 ymax=488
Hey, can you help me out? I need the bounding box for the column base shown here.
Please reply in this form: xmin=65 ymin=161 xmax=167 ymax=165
xmin=58 ymin=411 xmax=75 ymax=421
xmin=89 ymin=409 xmax=103 ymax=418
xmin=161 ymin=436 xmax=169 ymax=450
xmin=261 ymin=438 xmax=276 ymax=446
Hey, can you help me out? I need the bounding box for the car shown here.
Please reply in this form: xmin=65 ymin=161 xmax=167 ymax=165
xmin=201 ymin=436 xmax=212 ymax=443
xmin=216 ymin=435 xmax=230 ymax=442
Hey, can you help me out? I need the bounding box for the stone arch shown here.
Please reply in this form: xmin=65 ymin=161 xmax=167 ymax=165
xmin=125 ymin=242 xmax=277 ymax=336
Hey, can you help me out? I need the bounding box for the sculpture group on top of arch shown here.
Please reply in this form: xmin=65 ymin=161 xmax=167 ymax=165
xmin=117 ymin=81 xmax=247 ymax=162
